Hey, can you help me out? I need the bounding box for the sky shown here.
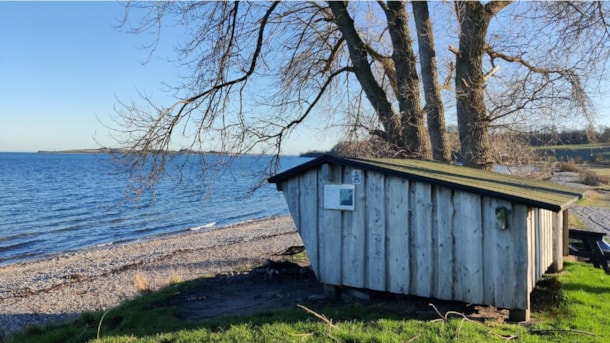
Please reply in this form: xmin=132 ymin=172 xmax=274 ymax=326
xmin=1 ymin=2 xmax=609 ymax=154
xmin=0 ymin=1 xmax=331 ymax=154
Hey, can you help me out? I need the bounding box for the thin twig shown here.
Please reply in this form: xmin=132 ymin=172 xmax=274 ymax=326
xmin=428 ymin=303 xmax=519 ymax=341
xmin=97 ymin=309 xmax=112 ymax=340
xmin=297 ymin=304 xmax=338 ymax=329
xmin=530 ymin=329 xmax=596 ymax=337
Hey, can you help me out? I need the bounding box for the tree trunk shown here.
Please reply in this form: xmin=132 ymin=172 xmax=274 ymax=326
xmin=454 ymin=1 xmax=511 ymax=169
xmin=328 ymin=1 xmax=403 ymax=150
xmin=383 ymin=1 xmax=431 ymax=159
xmin=412 ymin=1 xmax=451 ymax=163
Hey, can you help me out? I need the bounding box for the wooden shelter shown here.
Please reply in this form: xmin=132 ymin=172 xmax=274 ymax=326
xmin=268 ymin=154 xmax=583 ymax=321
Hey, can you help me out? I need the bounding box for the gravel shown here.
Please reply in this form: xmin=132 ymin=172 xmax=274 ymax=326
xmin=548 ymin=171 xmax=610 ymax=234
xmin=570 ymin=207 xmax=610 ymax=234
xmin=0 ymin=216 xmax=301 ymax=338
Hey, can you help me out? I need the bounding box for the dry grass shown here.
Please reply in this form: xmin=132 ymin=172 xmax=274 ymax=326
xmin=577 ymin=189 xmax=610 ymax=208
xmin=133 ymin=271 xmax=150 ymax=292
xmin=166 ymin=270 xmax=182 ymax=286
xmin=557 ymin=161 xmax=585 ymax=173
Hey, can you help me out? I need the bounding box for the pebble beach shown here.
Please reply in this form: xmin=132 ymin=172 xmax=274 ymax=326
xmin=0 ymin=216 xmax=302 ymax=337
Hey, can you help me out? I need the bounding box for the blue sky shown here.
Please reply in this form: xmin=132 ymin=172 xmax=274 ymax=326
xmin=0 ymin=1 xmax=331 ymax=154
xmin=0 ymin=2 xmax=171 ymax=152
xmin=1 ymin=2 xmax=609 ymax=154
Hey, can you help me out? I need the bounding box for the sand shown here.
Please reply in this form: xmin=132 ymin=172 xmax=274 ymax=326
xmin=0 ymin=216 xmax=301 ymax=337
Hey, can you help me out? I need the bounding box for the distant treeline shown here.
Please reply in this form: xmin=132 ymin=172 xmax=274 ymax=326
xmin=521 ymin=127 xmax=610 ymax=146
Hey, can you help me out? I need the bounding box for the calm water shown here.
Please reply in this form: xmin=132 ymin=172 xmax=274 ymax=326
xmin=0 ymin=153 xmax=306 ymax=266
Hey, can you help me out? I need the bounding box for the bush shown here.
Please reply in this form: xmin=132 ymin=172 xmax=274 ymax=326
xmin=557 ymin=162 xmax=584 ymax=173
xmin=580 ymin=170 xmax=610 ymax=186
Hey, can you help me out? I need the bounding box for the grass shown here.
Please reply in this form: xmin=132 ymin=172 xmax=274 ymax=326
xmin=536 ymin=143 xmax=610 ymax=164
xmin=7 ymin=261 xmax=610 ymax=343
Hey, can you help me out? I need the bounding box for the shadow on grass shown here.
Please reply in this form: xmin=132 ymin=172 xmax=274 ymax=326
xmin=6 ymin=260 xmax=562 ymax=343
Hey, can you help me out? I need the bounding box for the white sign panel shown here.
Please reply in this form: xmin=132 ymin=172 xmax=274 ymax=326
xmin=324 ymin=184 xmax=355 ymax=211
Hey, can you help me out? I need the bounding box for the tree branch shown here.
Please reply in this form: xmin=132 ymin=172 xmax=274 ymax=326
xmin=174 ymin=2 xmax=280 ymax=117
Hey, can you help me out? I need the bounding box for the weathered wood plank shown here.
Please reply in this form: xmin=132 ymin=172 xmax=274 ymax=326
xmin=318 ymin=164 xmax=343 ymax=285
xmin=281 ymin=178 xmax=300 ymax=233
xmin=386 ymin=176 xmax=409 ymax=294
xmin=341 ymin=166 xmax=366 ymax=288
xmin=551 ymin=211 xmax=563 ymax=272
xmin=432 ymin=186 xmax=453 ymax=300
xmin=512 ymin=205 xmax=531 ymax=310
xmin=534 ymin=209 xmax=543 ymax=280
xmin=366 ymin=171 xmax=386 ymax=291
xmin=481 ymin=197 xmax=496 ymax=306
xmin=481 ymin=197 xmax=515 ymax=308
xmin=410 ymin=181 xmax=433 ymax=298
xmin=300 ymin=169 xmax=319 ymax=277
xmin=452 ymin=190 xmax=483 ymax=304
xmin=563 ymin=210 xmax=570 ymax=256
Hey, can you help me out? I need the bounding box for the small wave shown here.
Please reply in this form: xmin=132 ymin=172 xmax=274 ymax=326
xmin=0 ymin=238 xmax=45 ymax=251
xmin=189 ymin=222 xmax=217 ymax=231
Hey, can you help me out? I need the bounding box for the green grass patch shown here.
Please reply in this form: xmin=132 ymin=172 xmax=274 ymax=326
xmin=7 ymin=262 xmax=610 ymax=343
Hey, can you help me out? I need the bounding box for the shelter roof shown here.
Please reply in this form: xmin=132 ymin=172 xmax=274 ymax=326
xmin=268 ymin=154 xmax=583 ymax=212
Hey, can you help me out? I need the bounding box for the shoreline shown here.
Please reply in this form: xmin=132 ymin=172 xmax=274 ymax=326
xmin=0 ymin=215 xmax=301 ymax=336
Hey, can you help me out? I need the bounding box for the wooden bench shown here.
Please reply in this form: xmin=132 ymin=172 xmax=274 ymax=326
xmin=568 ymin=229 xmax=610 ymax=274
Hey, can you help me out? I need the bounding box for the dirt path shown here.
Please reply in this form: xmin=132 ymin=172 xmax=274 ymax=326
xmin=161 ymin=258 xmax=516 ymax=324
xmin=165 ymin=260 xmax=325 ymax=321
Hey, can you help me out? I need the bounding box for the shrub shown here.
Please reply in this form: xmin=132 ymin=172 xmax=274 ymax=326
xmin=557 ymin=162 xmax=584 ymax=173
xmin=579 ymin=170 xmax=610 ymax=186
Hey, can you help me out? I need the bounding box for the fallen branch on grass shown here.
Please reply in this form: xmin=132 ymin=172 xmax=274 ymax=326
xmin=530 ymin=329 xmax=596 ymax=337
xmin=297 ymin=304 xmax=337 ymax=329
xmin=428 ymin=303 xmax=519 ymax=341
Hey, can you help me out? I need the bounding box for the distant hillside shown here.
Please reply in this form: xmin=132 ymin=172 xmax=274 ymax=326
xmin=37 ymin=148 xmax=123 ymax=154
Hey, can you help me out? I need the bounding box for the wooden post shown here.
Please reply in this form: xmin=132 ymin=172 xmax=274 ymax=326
xmin=324 ymin=284 xmax=342 ymax=300
xmin=563 ymin=210 xmax=570 ymax=256
xmin=550 ymin=211 xmax=563 ymax=273
xmin=509 ymin=308 xmax=530 ymax=322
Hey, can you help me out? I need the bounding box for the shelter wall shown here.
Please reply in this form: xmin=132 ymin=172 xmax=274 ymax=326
xmin=279 ymin=163 xmax=556 ymax=310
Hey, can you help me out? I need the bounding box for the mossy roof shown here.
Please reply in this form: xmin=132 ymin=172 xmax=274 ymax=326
xmin=268 ymin=154 xmax=584 ymax=212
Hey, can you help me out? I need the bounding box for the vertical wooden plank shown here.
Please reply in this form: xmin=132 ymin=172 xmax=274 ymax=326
xmin=432 ymin=186 xmax=453 ymax=300
xmin=551 ymin=210 xmax=563 ymax=272
xmin=386 ymin=176 xmax=409 ymax=294
xmin=543 ymin=210 xmax=553 ymax=271
xmin=341 ymin=166 xmax=366 ymax=288
xmin=318 ymin=164 xmax=342 ymax=285
xmin=366 ymin=171 xmax=386 ymax=291
xmin=482 ymin=198 xmax=514 ymax=308
xmin=563 ymin=210 xmax=570 ymax=256
xmin=452 ymin=190 xmax=483 ymax=304
xmin=300 ymin=169 xmax=319 ymax=277
xmin=281 ymin=178 xmax=300 ymax=232
xmin=512 ymin=204 xmax=530 ymax=310
xmin=535 ymin=209 xmax=543 ymax=280
xmin=410 ymin=181 xmax=433 ymax=298
xmin=528 ymin=209 xmax=536 ymax=290
xmin=481 ymin=197 xmax=497 ymax=306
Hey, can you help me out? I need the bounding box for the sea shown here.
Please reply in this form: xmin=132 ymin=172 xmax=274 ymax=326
xmin=0 ymin=152 xmax=308 ymax=266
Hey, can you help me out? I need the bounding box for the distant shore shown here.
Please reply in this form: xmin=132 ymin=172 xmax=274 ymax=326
xmin=0 ymin=215 xmax=301 ymax=336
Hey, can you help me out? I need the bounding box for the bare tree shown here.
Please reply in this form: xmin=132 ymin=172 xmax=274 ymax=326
xmin=412 ymin=1 xmax=451 ymax=162
xmin=114 ymin=1 xmax=438 ymax=192
xmin=112 ymin=0 xmax=609 ymax=194
xmin=453 ymin=1 xmax=512 ymax=169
